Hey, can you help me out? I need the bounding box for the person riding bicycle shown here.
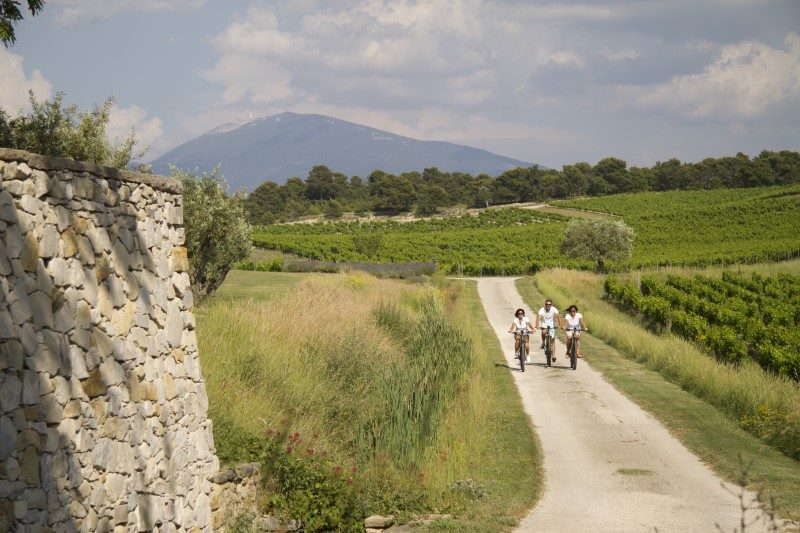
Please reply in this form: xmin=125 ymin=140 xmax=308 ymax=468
xmin=508 ymin=308 xmax=533 ymax=364
xmin=564 ymin=304 xmax=588 ymax=359
xmin=535 ymin=299 xmax=562 ymax=361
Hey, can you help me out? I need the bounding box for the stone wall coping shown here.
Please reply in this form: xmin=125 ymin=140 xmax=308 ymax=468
xmin=0 ymin=147 xmax=181 ymax=194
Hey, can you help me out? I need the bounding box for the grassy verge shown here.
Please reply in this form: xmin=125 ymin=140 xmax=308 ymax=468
xmin=197 ymin=272 xmax=540 ymax=530
xmin=517 ymin=270 xmax=800 ymax=520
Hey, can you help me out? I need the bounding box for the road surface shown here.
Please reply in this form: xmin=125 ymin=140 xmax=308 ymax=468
xmin=475 ymin=277 xmax=772 ymax=532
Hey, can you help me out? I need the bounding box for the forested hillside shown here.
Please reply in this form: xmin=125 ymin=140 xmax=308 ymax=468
xmin=245 ymin=150 xmax=800 ymax=224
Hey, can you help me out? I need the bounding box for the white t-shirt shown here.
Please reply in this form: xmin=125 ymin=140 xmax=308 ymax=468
xmin=538 ymin=306 xmax=559 ymax=327
xmin=513 ymin=316 xmax=532 ymax=332
xmin=564 ymin=312 xmax=583 ymax=329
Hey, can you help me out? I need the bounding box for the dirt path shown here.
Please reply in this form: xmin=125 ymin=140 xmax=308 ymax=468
xmin=475 ymin=277 xmax=771 ymax=532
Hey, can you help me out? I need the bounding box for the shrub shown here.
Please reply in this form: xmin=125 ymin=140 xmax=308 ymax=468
xmin=177 ymin=167 xmax=252 ymax=301
xmin=560 ymin=218 xmax=635 ymax=272
xmin=0 ymin=91 xmax=141 ymax=168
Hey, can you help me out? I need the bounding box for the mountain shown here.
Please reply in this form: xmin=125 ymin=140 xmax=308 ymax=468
xmin=149 ymin=112 xmax=534 ymax=189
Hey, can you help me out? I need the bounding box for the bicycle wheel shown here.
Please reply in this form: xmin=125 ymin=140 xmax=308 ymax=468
xmin=519 ymin=342 xmax=526 ymax=372
xmin=545 ymin=334 xmax=552 ymax=367
xmin=570 ymin=337 xmax=577 ymax=370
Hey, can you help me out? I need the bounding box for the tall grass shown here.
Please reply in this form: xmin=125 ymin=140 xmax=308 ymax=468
xmin=523 ymin=269 xmax=800 ymax=460
xmin=198 ymin=272 xmax=540 ymax=526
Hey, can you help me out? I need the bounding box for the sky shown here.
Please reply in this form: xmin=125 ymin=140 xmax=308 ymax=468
xmin=2 ymin=0 xmax=799 ymax=169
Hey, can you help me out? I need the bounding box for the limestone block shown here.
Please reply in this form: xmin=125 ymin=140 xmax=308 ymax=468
xmin=28 ymin=291 xmax=54 ymax=330
xmin=39 ymin=224 xmax=60 ymax=258
xmin=171 ymin=247 xmax=189 ymax=273
xmin=52 ymin=376 xmax=70 ymax=406
xmin=19 ymin=446 xmax=40 ymax=486
xmin=62 ymin=228 xmax=79 ymax=257
xmin=67 ymin=346 xmax=89 ymax=380
xmin=71 ymin=176 xmax=94 ymax=199
xmin=99 ymin=357 xmax=125 ymax=387
xmin=0 ymin=340 xmax=23 ymax=371
xmin=30 ymin=343 xmax=61 ymax=374
xmin=21 ymin=370 xmax=38 ymax=405
xmin=90 ymin=326 xmax=114 ymax=359
xmin=0 ymin=189 xmax=15 ymax=222
xmin=0 ymin=248 xmax=10 ymax=276
xmin=47 ymin=257 xmax=69 ymax=286
xmin=18 ymin=195 xmax=39 ymax=215
xmin=76 ymin=235 xmax=94 ymax=265
xmin=3 ymin=224 xmax=22 ymax=257
xmin=34 ymin=262 xmax=54 ymax=295
xmin=10 ymin=291 xmax=32 ymax=326
xmin=40 ymin=393 xmax=64 ymax=424
xmin=14 ymin=163 xmax=32 ymax=179
xmin=0 ymin=372 xmax=21 ymax=413
xmin=20 ymin=233 xmax=39 ymax=272
xmin=0 ymin=308 xmax=12 ymax=339
xmin=165 ymin=300 xmax=183 ymax=348
xmin=81 ymin=368 xmax=107 ymax=399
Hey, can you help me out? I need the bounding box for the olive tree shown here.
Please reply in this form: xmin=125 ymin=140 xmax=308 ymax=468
xmin=560 ymin=218 xmax=634 ymax=272
xmin=1 ymin=0 xmax=44 ymax=46
xmin=175 ymin=167 xmax=252 ymax=301
xmin=0 ymin=91 xmax=141 ymax=168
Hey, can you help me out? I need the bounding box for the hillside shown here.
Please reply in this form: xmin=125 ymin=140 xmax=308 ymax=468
xmin=148 ymin=112 xmax=533 ymax=190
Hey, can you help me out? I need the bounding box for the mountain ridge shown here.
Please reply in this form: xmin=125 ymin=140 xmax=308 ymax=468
xmin=149 ymin=112 xmax=535 ymax=190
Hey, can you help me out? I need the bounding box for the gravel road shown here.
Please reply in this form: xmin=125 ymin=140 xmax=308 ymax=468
xmin=475 ymin=277 xmax=773 ymax=532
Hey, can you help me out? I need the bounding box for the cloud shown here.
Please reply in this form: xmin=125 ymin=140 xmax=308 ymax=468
xmin=108 ymin=104 xmax=165 ymax=157
xmin=601 ymin=48 xmax=643 ymax=61
xmin=634 ymin=32 xmax=800 ymax=119
xmin=50 ymin=0 xmax=205 ymax=25
xmin=0 ymin=48 xmax=52 ymax=112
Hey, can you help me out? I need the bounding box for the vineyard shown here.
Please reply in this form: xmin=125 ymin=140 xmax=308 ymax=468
xmin=604 ymin=272 xmax=800 ymax=379
xmin=253 ymin=209 xmax=589 ymax=275
xmin=553 ymin=185 xmax=800 ymax=268
xmin=252 ymin=185 xmax=800 ymax=273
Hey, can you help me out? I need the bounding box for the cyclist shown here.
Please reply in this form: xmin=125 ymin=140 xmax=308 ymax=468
xmin=508 ymin=308 xmax=533 ymax=364
xmin=535 ymin=299 xmax=561 ymax=361
xmin=564 ymin=304 xmax=588 ymax=359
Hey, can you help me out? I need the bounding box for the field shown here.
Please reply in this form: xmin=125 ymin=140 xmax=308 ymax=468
xmin=605 ymin=271 xmax=800 ymax=379
xmin=553 ymin=185 xmax=800 ymax=268
xmin=197 ymin=271 xmax=541 ymax=530
xmin=251 ymin=185 xmax=800 ymax=273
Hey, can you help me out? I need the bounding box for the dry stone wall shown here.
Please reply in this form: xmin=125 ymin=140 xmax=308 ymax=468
xmin=0 ymin=149 xmax=219 ymax=532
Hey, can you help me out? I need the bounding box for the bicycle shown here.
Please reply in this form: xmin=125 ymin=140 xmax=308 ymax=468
xmin=542 ymin=326 xmax=554 ymax=367
xmin=513 ymin=330 xmax=529 ymax=372
xmin=566 ymin=327 xmax=581 ymax=370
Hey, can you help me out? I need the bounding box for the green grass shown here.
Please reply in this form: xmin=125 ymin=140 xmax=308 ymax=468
xmin=517 ymin=269 xmax=800 ymax=521
xmin=198 ymin=272 xmax=541 ymax=529
xmin=205 ymin=270 xmax=306 ymax=302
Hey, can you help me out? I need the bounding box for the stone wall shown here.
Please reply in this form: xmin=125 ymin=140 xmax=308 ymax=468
xmin=0 ymin=149 xmax=218 ymax=532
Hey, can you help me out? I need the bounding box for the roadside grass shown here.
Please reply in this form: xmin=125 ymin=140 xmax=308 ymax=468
xmin=197 ymin=272 xmax=541 ymax=529
xmin=517 ymin=270 xmax=800 ymax=520
xmin=419 ymin=279 xmax=542 ymax=531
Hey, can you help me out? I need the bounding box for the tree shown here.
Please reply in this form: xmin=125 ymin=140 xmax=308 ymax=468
xmin=371 ymin=174 xmax=415 ymax=213
xmin=305 ymin=165 xmax=345 ymax=200
xmin=1 ymin=0 xmax=44 ymax=46
xmin=415 ymin=184 xmax=447 ymax=216
xmin=560 ymin=219 xmax=634 ymax=273
xmin=323 ymin=199 xmax=343 ymax=219
xmin=176 ymin=167 xmax=252 ymax=301
xmin=246 ymin=181 xmax=284 ymax=225
xmin=0 ymin=91 xmax=141 ymax=168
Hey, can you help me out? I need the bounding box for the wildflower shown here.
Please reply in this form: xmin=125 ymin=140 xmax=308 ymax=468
xmin=286 ymin=445 xmax=294 ymax=454
xmin=351 ymin=466 xmax=358 ymax=474
xmin=305 ymin=448 xmax=315 ymax=456
xmin=333 ymin=465 xmax=343 ymax=475
xmin=265 ymin=428 xmax=275 ymax=438
xmin=346 ymin=477 xmax=353 ymax=485
xmin=289 ymin=432 xmax=301 ymax=443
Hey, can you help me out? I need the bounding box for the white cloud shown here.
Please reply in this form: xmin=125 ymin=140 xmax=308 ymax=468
xmin=635 ymin=32 xmax=800 ymax=119
xmin=50 ymin=0 xmax=205 ymax=25
xmin=601 ymin=48 xmax=643 ymax=61
xmin=0 ymin=48 xmax=52 ymax=112
xmin=108 ymin=104 xmax=165 ymax=157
